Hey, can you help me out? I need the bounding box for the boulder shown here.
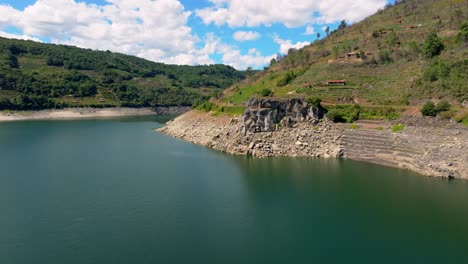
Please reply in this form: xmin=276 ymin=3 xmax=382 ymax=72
xmin=242 ymin=98 xmax=325 ymax=133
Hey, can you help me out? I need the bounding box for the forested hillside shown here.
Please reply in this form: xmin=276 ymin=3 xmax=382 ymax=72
xmin=0 ymin=37 xmax=246 ymax=110
xmin=214 ymin=0 xmax=467 ymax=124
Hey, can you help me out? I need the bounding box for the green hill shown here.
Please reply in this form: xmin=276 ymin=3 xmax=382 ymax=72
xmin=216 ymin=0 xmax=467 ymax=123
xmin=0 ymin=37 xmax=245 ymax=110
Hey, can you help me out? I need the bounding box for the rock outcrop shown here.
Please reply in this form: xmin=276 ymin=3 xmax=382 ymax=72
xmin=158 ymin=98 xmax=468 ymax=179
xmin=242 ymin=98 xmax=324 ymax=133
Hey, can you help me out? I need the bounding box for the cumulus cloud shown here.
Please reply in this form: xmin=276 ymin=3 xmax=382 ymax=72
xmin=232 ymin=31 xmax=260 ymax=41
xmin=203 ymin=33 xmax=273 ymax=69
xmin=273 ymin=34 xmax=310 ymax=55
xmin=304 ymin=25 xmax=315 ymax=35
xmin=219 ymin=46 xmax=274 ymax=70
xmin=0 ymin=0 xmax=207 ymax=65
xmin=0 ymin=31 xmax=42 ymax=42
xmin=196 ymin=0 xmax=386 ymax=27
xmin=0 ymin=0 xmax=386 ymax=69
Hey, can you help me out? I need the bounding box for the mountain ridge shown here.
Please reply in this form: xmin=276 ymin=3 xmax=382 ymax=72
xmin=0 ymin=37 xmax=246 ymax=110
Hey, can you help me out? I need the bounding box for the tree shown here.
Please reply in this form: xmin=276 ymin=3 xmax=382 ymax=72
xmin=246 ymin=66 xmax=254 ymax=77
xmin=338 ymin=20 xmax=347 ymax=30
xmin=8 ymin=54 xmax=19 ymax=68
xmin=325 ymin=26 xmax=330 ymax=36
xmin=270 ymin=58 xmax=277 ymax=66
xmin=422 ymin=32 xmax=444 ymax=58
xmin=316 ymin=32 xmax=321 ymax=40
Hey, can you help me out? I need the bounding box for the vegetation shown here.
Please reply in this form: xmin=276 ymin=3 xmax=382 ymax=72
xmin=457 ymin=22 xmax=468 ymax=45
xmin=421 ymin=101 xmax=437 ymax=116
xmin=216 ymin=0 xmax=466 ymax=123
xmin=326 ymin=104 xmax=400 ymax=123
xmin=0 ymin=37 xmax=245 ymax=110
xmin=349 ymin=123 xmax=359 ymax=129
xmin=421 ymin=100 xmax=452 ymax=117
xmin=260 ymin=88 xmax=273 ymax=97
xmin=195 ymin=101 xmax=245 ymax=116
xmin=422 ymin=32 xmax=444 ymax=58
xmin=391 ymin=124 xmax=406 ymax=132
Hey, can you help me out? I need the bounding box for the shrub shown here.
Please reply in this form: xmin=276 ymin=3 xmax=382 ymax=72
xmin=435 ymin=100 xmax=451 ymax=112
xmin=421 ymin=101 xmax=436 ymax=116
xmin=422 ymin=32 xmax=444 ymax=58
xmin=372 ymin=31 xmax=380 ymax=38
xmin=379 ymin=49 xmax=393 ymax=64
xmin=423 ymin=59 xmax=449 ymax=82
xmin=260 ymin=88 xmax=273 ymax=97
xmin=454 ymin=110 xmax=468 ymax=126
xmin=456 ymin=22 xmax=468 ymax=45
xmin=439 ymin=109 xmax=456 ymax=119
xmin=326 ymin=109 xmax=346 ymax=122
xmin=325 ymin=104 xmax=361 ymax=123
xmin=306 ymin=97 xmax=322 ymax=108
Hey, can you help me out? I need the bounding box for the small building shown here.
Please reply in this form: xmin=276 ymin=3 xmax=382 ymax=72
xmin=346 ymin=52 xmax=358 ymax=58
xmin=405 ymin=25 xmax=417 ymax=30
xmin=394 ymin=19 xmax=403 ymax=24
xmin=326 ymin=80 xmax=346 ymax=86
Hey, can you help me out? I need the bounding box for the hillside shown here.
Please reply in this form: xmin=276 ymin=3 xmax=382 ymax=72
xmin=0 ymin=37 xmax=245 ymax=110
xmin=214 ymin=0 xmax=467 ymax=124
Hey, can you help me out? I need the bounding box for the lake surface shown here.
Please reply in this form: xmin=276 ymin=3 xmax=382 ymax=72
xmin=1 ymin=116 xmax=468 ymax=264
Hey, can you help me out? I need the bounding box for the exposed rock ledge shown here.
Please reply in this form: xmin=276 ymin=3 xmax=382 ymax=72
xmin=158 ymin=98 xmax=468 ymax=179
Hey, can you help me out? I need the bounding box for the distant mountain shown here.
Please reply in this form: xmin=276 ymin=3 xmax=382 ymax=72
xmin=0 ymin=37 xmax=246 ymax=110
xmin=216 ymin=0 xmax=467 ymax=123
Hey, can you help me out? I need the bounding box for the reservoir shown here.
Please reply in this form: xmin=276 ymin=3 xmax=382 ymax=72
xmin=1 ymin=116 xmax=468 ymax=263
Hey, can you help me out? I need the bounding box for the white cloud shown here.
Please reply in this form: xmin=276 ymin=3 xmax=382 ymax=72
xmin=0 ymin=0 xmax=209 ymax=65
xmin=196 ymin=0 xmax=386 ymax=27
xmin=232 ymin=31 xmax=260 ymax=41
xmin=201 ymin=33 xmax=273 ymax=69
xmin=304 ymin=26 xmax=315 ymax=35
xmin=273 ymin=34 xmax=310 ymax=55
xmin=220 ymin=46 xmax=274 ymax=70
xmin=0 ymin=31 xmax=42 ymax=42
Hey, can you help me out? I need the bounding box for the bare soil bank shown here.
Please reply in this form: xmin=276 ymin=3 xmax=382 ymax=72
xmin=0 ymin=107 xmax=188 ymax=122
xmin=158 ymin=111 xmax=468 ymax=179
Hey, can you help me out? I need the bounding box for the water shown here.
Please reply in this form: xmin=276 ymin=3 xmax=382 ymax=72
xmin=1 ymin=116 xmax=467 ymax=263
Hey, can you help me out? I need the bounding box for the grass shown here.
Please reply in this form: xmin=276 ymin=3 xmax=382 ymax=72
xmin=392 ymin=124 xmax=406 ymax=133
xmin=216 ymin=0 xmax=466 ymax=112
xmin=195 ymin=102 xmax=245 ymax=116
xmin=350 ymin=123 xmax=359 ymax=129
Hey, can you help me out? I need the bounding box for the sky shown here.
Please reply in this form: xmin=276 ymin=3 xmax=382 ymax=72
xmin=0 ymin=0 xmax=391 ymax=69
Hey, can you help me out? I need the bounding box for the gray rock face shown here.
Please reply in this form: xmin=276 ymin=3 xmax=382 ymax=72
xmin=242 ymin=98 xmax=325 ymax=133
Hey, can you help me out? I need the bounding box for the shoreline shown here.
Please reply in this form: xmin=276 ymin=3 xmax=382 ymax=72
xmin=0 ymin=106 xmax=189 ymax=122
xmin=158 ymin=110 xmax=468 ymax=179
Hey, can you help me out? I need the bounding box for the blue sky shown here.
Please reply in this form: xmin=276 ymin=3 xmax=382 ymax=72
xmin=0 ymin=0 xmax=391 ymax=69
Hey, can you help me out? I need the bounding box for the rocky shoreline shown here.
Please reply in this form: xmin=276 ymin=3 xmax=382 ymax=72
xmin=0 ymin=107 xmax=186 ymax=122
xmin=158 ymin=98 xmax=468 ymax=179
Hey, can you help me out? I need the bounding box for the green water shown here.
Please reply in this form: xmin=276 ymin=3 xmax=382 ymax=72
xmin=1 ymin=116 xmax=467 ymax=264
